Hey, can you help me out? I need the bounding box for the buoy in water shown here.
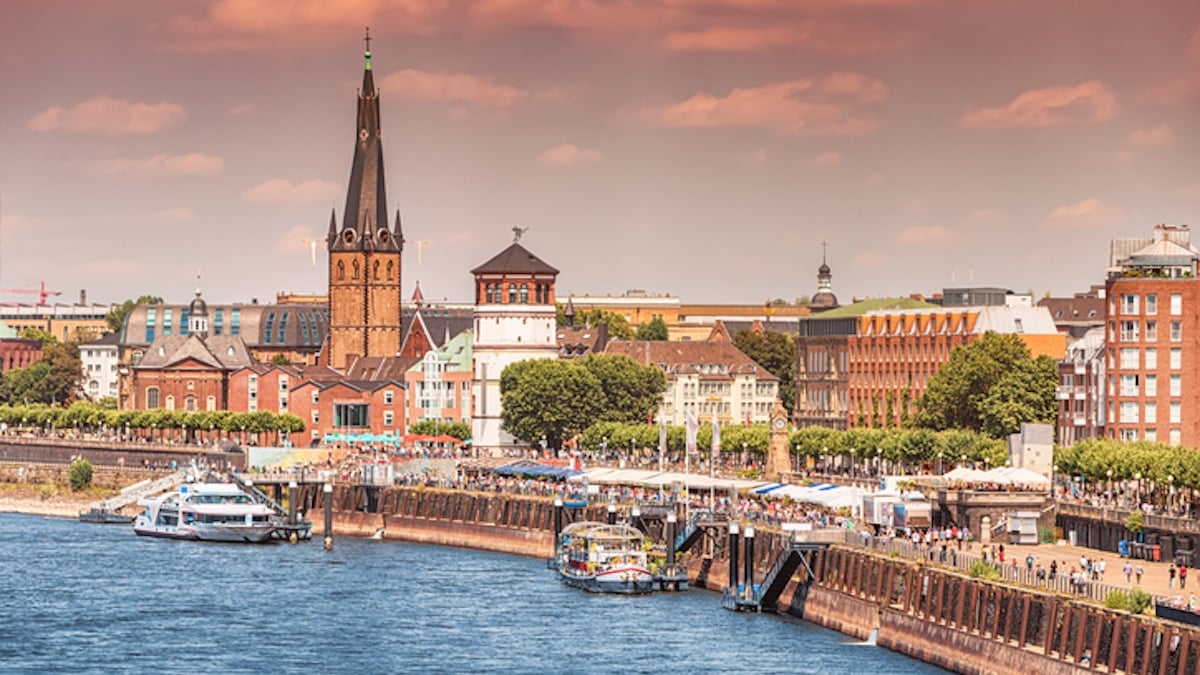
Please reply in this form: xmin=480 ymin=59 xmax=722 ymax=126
xmin=324 ymin=536 xmax=333 ymax=551
xmin=289 ymin=531 xmax=299 ymax=544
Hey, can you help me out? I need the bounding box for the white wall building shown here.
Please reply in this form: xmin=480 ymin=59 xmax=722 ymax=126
xmin=81 ymin=333 xmax=120 ymax=400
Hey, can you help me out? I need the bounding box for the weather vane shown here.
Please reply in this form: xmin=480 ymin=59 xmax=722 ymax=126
xmin=512 ymin=226 xmax=529 ymax=243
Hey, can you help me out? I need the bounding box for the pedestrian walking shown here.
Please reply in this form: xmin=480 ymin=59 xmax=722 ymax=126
xmin=1124 ymin=561 xmax=1133 ymax=584
xmin=1170 ymin=564 xmax=1177 ymax=589
xmin=1181 ymin=565 xmax=1188 ymax=589
xmin=1136 ymin=563 xmax=1144 ymax=584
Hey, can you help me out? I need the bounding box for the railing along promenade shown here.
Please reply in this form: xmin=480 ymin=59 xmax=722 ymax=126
xmin=0 ymin=433 xmax=224 ymax=454
xmin=1058 ymin=502 xmax=1200 ymax=537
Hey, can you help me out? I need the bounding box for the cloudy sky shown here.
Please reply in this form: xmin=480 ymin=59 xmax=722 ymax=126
xmin=1 ymin=0 xmax=1198 ymax=307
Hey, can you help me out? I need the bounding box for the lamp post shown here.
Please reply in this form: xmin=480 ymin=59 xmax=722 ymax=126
xmin=1134 ymin=472 xmax=1142 ymax=507
xmin=960 ymin=453 xmax=966 ymax=469
xmin=876 ymin=447 xmax=882 ymax=476
xmin=1168 ymin=475 xmax=1175 ymax=512
xmin=741 ymin=442 xmax=747 ymax=469
xmin=850 ymin=447 xmax=857 ymax=481
xmin=1106 ymin=469 xmax=1113 ymax=497
xmin=600 ymin=436 xmax=608 ymax=463
xmin=938 ymin=451 xmax=944 ymax=477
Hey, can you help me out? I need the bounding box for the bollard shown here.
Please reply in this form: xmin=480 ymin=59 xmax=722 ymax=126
xmin=323 ymin=483 xmax=333 ymax=551
xmin=744 ymin=524 xmax=755 ymax=601
xmin=607 ymin=501 xmax=617 ymax=526
xmin=666 ymin=512 xmax=677 ymax=566
xmin=288 ymin=481 xmax=298 ymax=525
xmin=631 ymin=505 xmax=641 ymax=528
xmin=554 ymin=495 xmax=564 ymax=539
xmin=729 ymin=522 xmax=741 ymax=596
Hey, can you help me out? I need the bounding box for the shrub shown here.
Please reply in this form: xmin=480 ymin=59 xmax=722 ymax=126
xmin=1105 ymin=590 xmax=1129 ymax=610
xmin=968 ymin=560 xmax=1001 ymax=581
xmin=1125 ymin=509 xmax=1144 ymax=535
xmin=1127 ymin=587 xmax=1153 ymax=614
xmin=68 ymin=459 xmax=93 ymax=491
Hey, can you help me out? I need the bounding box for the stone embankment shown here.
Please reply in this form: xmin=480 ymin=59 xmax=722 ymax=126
xmin=308 ymin=485 xmax=1200 ymax=675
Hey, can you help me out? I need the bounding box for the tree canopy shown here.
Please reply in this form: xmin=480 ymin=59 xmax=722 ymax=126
xmin=911 ymin=332 xmax=1057 ymax=437
xmin=105 ymin=295 xmax=163 ymax=333
xmin=733 ymin=329 xmax=796 ymax=414
xmin=500 ymin=354 xmax=666 ymax=447
xmin=634 ymin=316 xmax=669 ymax=341
xmin=556 ymin=305 xmax=635 ymax=340
xmin=1 ymin=342 xmax=82 ymax=405
xmin=408 ymin=419 xmax=472 ymax=440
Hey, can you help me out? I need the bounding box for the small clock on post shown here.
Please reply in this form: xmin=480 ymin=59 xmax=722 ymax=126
xmin=766 ymin=400 xmax=790 ymax=482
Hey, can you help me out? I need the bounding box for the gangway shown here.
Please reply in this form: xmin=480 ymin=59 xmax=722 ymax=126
xmin=79 ymin=469 xmax=194 ymax=522
xmin=723 ymin=526 xmax=843 ymax=613
xmin=674 ymin=511 xmax=728 ymax=554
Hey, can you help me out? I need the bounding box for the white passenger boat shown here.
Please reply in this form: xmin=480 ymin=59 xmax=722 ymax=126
xmin=134 ymin=483 xmax=278 ymax=543
xmin=556 ymin=521 xmax=654 ymax=594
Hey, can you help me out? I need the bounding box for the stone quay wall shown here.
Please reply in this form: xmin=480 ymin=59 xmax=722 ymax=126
xmin=301 ymin=487 xmax=1199 ymax=675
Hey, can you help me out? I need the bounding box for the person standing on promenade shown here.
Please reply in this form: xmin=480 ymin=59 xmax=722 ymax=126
xmin=1136 ymin=563 xmax=1144 ymax=584
xmin=1181 ymin=565 xmax=1188 ymax=589
xmin=1170 ymin=564 xmax=1177 ymax=589
xmin=1125 ymin=561 xmax=1133 ymax=583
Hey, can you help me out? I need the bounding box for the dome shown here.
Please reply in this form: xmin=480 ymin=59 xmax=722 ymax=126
xmin=188 ymin=290 xmax=208 ymax=316
xmin=818 ymin=262 xmax=831 ymax=275
xmin=810 ymin=291 xmax=838 ymax=309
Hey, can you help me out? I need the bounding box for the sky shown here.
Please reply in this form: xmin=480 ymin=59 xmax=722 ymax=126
xmin=1 ymin=0 xmax=1198 ymax=308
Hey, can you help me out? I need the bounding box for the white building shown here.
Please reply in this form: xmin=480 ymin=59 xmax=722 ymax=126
xmin=469 ymin=239 xmax=560 ymax=451
xmin=81 ymin=333 xmax=120 ymax=400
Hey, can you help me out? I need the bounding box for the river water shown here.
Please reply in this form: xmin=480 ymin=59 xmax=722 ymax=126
xmin=0 ymin=513 xmax=949 ymax=673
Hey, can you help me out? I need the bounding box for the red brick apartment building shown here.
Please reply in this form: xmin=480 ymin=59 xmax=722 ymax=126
xmin=1104 ymin=224 xmax=1200 ymax=445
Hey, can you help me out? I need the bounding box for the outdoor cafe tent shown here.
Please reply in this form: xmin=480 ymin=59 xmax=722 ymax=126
xmin=984 ymin=466 xmax=1050 ymax=486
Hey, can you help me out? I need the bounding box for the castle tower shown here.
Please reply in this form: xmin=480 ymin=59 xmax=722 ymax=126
xmin=327 ymin=29 xmax=404 ymax=370
xmin=471 ymin=229 xmax=560 ymax=451
xmin=809 ymin=243 xmax=839 ymax=311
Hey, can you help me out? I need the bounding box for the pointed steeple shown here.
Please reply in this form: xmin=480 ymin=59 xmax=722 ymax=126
xmin=329 ymin=28 xmax=399 ymax=254
xmin=564 ymin=295 xmax=576 ymax=326
xmin=394 ymin=210 xmax=404 ymax=251
xmin=326 ymin=208 xmax=337 ymax=244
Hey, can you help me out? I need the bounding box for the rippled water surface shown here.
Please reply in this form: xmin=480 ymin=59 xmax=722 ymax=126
xmin=0 ymin=513 xmax=949 ymax=673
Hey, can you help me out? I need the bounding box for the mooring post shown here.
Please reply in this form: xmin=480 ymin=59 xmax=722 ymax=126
xmin=631 ymin=505 xmax=641 ymax=529
xmin=553 ymin=495 xmax=563 ymax=539
xmin=288 ymin=481 xmax=298 ymax=525
xmin=323 ymin=483 xmax=333 ymax=551
xmin=729 ymin=522 xmax=741 ymax=596
xmin=744 ymin=524 xmax=756 ymax=602
xmin=607 ymin=501 xmax=617 ymax=525
xmin=666 ymin=511 xmax=677 ymax=566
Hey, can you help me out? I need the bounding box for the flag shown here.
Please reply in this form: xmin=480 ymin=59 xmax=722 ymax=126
xmin=685 ymin=410 xmax=699 ymax=455
xmin=711 ymin=409 xmax=721 ymax=462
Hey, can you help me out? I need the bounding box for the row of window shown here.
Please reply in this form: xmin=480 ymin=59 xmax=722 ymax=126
xmin=1110 ymin=373 xmax=1182 ymax=397
xmin=1118 ymin=293 xmax=1184 ymax=316
xmin=145 ymin=308 xmax=240 ymax=342
xmin=1115 ymin=427 xmax=1182 ymax=445
xmin=144 ymin=388 xmax=216 ymax=412
xmin=1115 ymin=347 xmax=1183 ymax=370
xmin=1118 ymin=400 xmax=1182 ymax=424
xmin=1114 ymin=320 xmax=1183 ymax=343
xmin=482 ymin=282 xmax=552 ymax=304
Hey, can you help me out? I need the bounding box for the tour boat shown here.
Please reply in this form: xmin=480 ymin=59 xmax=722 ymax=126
xmin=556 ymin=521 xmax=655 ymax=594
xmin=134 ymin=483 xmax=278 ymax=543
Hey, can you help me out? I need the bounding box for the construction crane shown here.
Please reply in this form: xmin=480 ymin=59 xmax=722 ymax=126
xmin=0 ymin=281 xmax=62 ymax=306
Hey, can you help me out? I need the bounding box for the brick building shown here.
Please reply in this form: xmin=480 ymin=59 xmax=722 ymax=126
xmin=1104 ymin=224 xmax=1200 ymax=445
xmin=1057 ymin=326 xmax=1106 ymax=445
xmin=846 ymin=305 xmax=1065 ymax=428
xmin=290 ymin=379 xmax=406 ymax=444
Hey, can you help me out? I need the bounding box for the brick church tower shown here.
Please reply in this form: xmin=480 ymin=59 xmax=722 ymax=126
xmin=327 ymin=31 xmax=404 ymax=370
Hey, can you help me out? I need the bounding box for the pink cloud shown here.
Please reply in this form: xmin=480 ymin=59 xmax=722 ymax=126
xmin=811 ymin=150 xmax=842 ymax=166
xmin=380 ymin=69 xmax=528 ymax=108
xmin=960 ymin=81 xmax=1117 ymax=129
xmin=538 ymin=144 xmax=602 ymax=166
xmin=1140 ymin=78 xmax=1199 ymax=106
xmin=651 ymin=73 xmax=886 ymax=136
xmin=83 ymin=153 xmax=225 ymax=177
xmin=1045 ymin=198 xmax=1122 ymax=229
xmin=664 ymin=26 xmax=807 ymax=52
xmin=1128 ymin=124 xmax=1173 ymax=149
xmin=895 ymin=225 xmax=957 ymax=246
xmin=467 ymin=0 xmax=665 ymax=31
xmin=27 ymin=96 xmax=186 ymax=135
xmin=242 ymin=178 xmax=340 ymax=205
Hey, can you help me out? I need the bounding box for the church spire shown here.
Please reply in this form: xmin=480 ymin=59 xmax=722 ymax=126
xmin=329 ymin=29 xmax=399 ymax=254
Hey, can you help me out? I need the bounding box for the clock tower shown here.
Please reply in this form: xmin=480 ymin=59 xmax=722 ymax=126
xmin=765 ymin=399 xmax=791 ymax=481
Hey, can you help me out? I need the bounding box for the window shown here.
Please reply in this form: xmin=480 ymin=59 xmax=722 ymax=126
xmin=1145 ymin=402 xmax=1157 ymax=424
xmin=311 ymin=391 xmax=319 ymax=405
xmin=518 ymin=284 xmax=529 ymax=303
xmin=231 ymin=308 xmax=241 ymax=335
xmin=311 ymin=410 xmax=319 ymax=424
xmin=507 ymin=284 xmax=517 ymax=304
xmin=383 ymin=411 xmax=394 ymax=427
xmin=162 ymin=308 xmax=173 ymax=335
xmin=1171 ymin=402 xmax=1182 ymax=423
xmin=1146 ymin=375 xmax=1158 ymax=396
xmin=1013 ymin=318 xmax=1024 ymax=334
xmin=1171 ymin=294 xmax=1183 ymax=315
xmin=207 ymin=396 xmax=216 ymax=412
xmin=1120 ymin=401 xmax=1139 ymax=423
xmin=1171 ymin=348 xmax=1182 ymax=370
xmin=1147 ymin=294 xmax=1158 ymax=314
xmin=1119 ymin=349 xmax=1139 ymax=369
xmin=264 ymin=312 xmax=275 ymax=344
xmin=1146 ymin=429 xmax=1157 ymax=442
xmin=279 ymin=375 xmax=289 ymax=392
xmin=185 ymin=395 xmax=197 ymax=412
xmin=146 ymin=387 xmax=160 ymax=409
xmin=1170 ymin=374 xmax=1182 ymax=396
xmin=1171 ymin=321 xmax=1182 ymax=342
xmin=213 ymin=308 xmax=224 ymax=335
xmin=1120 ymin=321 xmax=1138 ymax=342
xmin=1121 ymin=294 xmax=1139 ymax=315
xmin=1120 ymin=428 xmax=1138 ymax=441
xmin=1146 ymin=349 xmax=1158 ymax=369
xmin=1171 ymin=429 xmax=1182 ymax=445
xmin=384 ymin=390 xmax=394 ymax=405
xmin=334 ymin=403 xmax=369 ymax=427
xmin=165 ymin=395 xmax=175 ymax=411
xmin=1146 ymin=321 xmax=1158 ymax=341
xmin=1120 ymin=375 xmax=1139 ymax=397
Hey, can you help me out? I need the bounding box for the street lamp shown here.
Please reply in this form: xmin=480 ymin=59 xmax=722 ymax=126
xmin=1134 ymin=472 xmax=1143 ymax=507
xmin=600 ymin=436 xmax=608 ymax=462
xmin=850 ymin=447 xmax=857 ymax=481
xmin=876 ymin=447 xmax=882 ymax=476
xmin=938 ymin=451 xmax=944 ymax=476
xmin=1106 ymin=469 xmax=1113 ymax=496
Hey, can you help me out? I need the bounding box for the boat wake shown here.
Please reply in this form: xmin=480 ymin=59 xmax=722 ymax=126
xmin=850 ymin=628 xmax=879 ymax=646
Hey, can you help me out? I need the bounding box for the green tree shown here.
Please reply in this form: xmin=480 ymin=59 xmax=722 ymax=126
xmin=1 ymin=343 xmax=83 ymax=405
xmin=556 ymin=305 xmax=635 ymax=340
xmin=978 ymin=356 xmax=1058 ymax=437
xmin=912 ymin=332 xmax=1055 ymax=437
xmin=634 ymin=316 xmax=669 ymax=341
xmin=733 ymin=329 xmax=796 ymax=414
xmin=408 ymin=419 xmax=472 ymax=440
xmin=105 ymin=295 xmax=163 ymax=333
xmin=19 ymin=328 xmax=59 ymax=347
xmin=578 ymin=353 xmax=666 ymax=423
xmin=269 ymin=354 xmax=292 ymax=366
xmin=68 ymin=459 xmax=93 ymax=491
xmin=500 ymin=359 xmax=603 ymax=448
